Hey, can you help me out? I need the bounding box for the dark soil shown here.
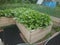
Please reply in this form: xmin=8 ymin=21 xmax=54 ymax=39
xmin=3 ymin=24 xmax=25 ymax=45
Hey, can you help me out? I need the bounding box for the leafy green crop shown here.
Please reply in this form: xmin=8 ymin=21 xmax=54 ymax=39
xmin=14 ymin=8 xmax=52 ymax=30
xmin=0 ymin=7 xmax=52 ymax=30
xmin=0 ymin=9 xmax=15 ymax=17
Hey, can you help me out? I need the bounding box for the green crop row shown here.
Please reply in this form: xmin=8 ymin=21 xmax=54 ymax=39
xmin=0 ymin=7 xmax=51 ymax=30
xmin=0 ymin=0 xmax=37 ymax=4
xmin=0 ymin=3 xmax=60 ymax=18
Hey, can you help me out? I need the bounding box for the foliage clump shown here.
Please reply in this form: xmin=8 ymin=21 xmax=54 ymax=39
xmin=14 ymin=8 xmax=51 ymax=30
xmin=0 ymin=7 xmax=51 ymax=30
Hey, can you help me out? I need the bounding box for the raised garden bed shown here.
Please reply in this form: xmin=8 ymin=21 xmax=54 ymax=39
xmin=0 ymin=5 xmax=60 ymax=44
xmin=15 ymin=8 xmax=53 ymax=44
xmin=0 ymin=3 xmax=60 ymax=45
xmin=16 ymin=22 xmax=53 ymax=44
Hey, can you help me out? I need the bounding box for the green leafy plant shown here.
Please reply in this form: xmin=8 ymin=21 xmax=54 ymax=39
xmin=0 ymin=7 xmax=52 ymax=30
xmin=14 ymin=8 xmax=52 ymax=30
xmin=0 ymin=9 xmax=15 ymax=17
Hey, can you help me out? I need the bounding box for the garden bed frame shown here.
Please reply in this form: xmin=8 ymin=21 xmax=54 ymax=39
xmin=51 ymin=16 xmax=60 ymax=26
xmin=0 ymin=17 xmax=15 ymax=27
xmin=16 ymin=22 xmax=53 ymax=44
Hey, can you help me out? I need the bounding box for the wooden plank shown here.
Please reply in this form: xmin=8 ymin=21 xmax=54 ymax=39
xmin=51 ymin=16 xmax=60 ymax=26
xmin=0 ymin=17 xmax=15 ymax=27
xmin=16 ymin=23 xmax=31 ymax=42
xmin=51 ymin=16 xmax=60 ymax=23
xmin=20 ymin=33 xmax=28 ymax=43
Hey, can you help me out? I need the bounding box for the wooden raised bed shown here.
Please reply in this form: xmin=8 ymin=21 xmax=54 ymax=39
xmin=51 ymin=16 xmax=60 ymax=26
xmin=0 ymin=17 xmax=15 ymax=27
xmin=16 ymin=22 xmax=53 ymax=44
